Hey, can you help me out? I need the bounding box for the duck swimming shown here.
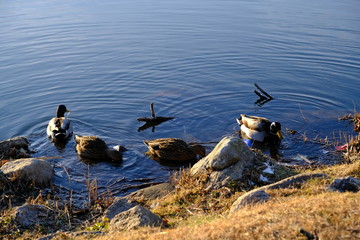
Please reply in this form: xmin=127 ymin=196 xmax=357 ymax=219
xmin=75 ymin=135 xmax=126 ymax=162
xmin=47 ymin=105 xmax=73 ymax=141
xmin=144 ymin=138 xmax=206 ymax=162
xmin=236 ymin=114 xmax=283 ymax=142
xmin=237 ymin=114 xmax=283 ymax=159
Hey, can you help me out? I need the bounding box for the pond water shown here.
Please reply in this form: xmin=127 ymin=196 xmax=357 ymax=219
xmin=1 ymin=0 xmax=359 ymax=204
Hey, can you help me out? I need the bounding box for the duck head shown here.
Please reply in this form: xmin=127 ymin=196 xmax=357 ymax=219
xmin=56 ymin=105 xmax=70 ymax=118
xmin=270 ymin=122 xmax=283 ymax=139
xmin=189 ymin=144 xmax=206 ymax=158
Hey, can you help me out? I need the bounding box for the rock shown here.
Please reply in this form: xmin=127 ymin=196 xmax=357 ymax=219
xmin=230 ymin=190 xmax=270 ymax=212
xmin=0 ymin=136 xmax=31 ymax=159
xmin=129 ymin=182 xmax=175 ymax=201
xmin=13 ymin=204 xmax=53 ymax=227
xmin=328 ymin=176 xmax=360 ymax=193
xmin=191 ymin=136 xmax=255 ymax=172
xmin=230 ymin=173 xmax=327 ymax=214
xmin=109 ymin=205 xmax=162 ymax=231
xmin=104 ymin=197 xmax=137 ymax=220
xmin=0 ymin=158 xmax=54 ymax=187
xmin=190 ymin=136 xmax=270 ymax=189
xmin=264 ymin=173 xmax=327 ymax=190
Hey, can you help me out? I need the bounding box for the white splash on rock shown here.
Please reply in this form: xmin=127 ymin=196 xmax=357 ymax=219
xmin=263 ymin=162 xmax=274 ymax=174
xmin=260 ymin=174 xmax=269 ymax=182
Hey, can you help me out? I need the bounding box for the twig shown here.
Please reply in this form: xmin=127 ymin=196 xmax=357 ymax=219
xmin=254 ymin=83 xmax=273 ymax=99
xmin=150 ymin=102 xmax=155 ymax=118
xmin=130 ymin=177 xmax=158 ymax=183
xmin=59 ymin=165 xmax=71 ymax=183
xmin=107 ymin=177 xmax=126 ymax=188
xmin=299 ymin=104 xmax=307 ymax=121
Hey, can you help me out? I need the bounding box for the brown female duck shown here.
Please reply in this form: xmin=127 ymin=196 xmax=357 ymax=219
xmin=75 ymin=135 xmax=126 ymax=162
xmin=144 ymin=138 xmax=205 ymax=162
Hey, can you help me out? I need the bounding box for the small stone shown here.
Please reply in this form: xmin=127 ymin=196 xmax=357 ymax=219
xmin=104 ymin=197 xmax=137 ymax=220
xmin=230 ymin=190 xmax=270 ymax=213
xmin=110 ymin=206 xmax=162 ymax=231
xmin=13 ymin=204 xmax=53 ymax=227
xmin=328 ymin=176 xmax=360 ymax=193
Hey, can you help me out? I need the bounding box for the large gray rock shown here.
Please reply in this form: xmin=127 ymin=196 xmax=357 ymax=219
xmin=109 ymin=205 xmax=162 ymax=231
xmin=191 ymin=136 xmax=266 ymax=189
xmin=1 ymin=158 xmax=53 ymax=187
xmin=104 ymin=197 xmax=137 ymax=220
xmin=191 ymin=136 xmax=255 ymax=172
xmin=0 ymin=136 xmax=31 ymax=159
xmin=13 ymin=204 xmax=53 ymax=227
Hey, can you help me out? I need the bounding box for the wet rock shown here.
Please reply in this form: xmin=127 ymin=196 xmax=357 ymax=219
xmin=104 ymin=196 xmax=137 ymax=220
xmin=109 ymin=205 xmax=162 ymax=231
xmin=328 ymin=176 xmax=360 ymax=193
xmin=230 ymin=190 xmax=270 ymax=212
xmin=0 ymin=158 xmax=53 ymax=187
xmin=0 ymin=136 xmax=31 ymax=159
xmin=190 ymin=136 xmax=270 ymax=189
xmin=13 ymin=204 xmax=54 ymax=227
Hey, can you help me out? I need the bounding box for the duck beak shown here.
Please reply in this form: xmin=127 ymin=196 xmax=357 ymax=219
xmin=277 ymin=131 xmax=284 ymax=140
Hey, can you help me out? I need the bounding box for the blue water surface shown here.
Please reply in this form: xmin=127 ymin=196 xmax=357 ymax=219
xmin=1 ymin=0 xmax=359 ymax=202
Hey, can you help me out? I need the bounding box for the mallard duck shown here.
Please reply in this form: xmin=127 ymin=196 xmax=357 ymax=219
xmin=144 ymin=138 xmax=205 ymax=162
xmin=236 ymin=114 xmax=283 ymax=142
xmin=47 ymin=105 xmax=73 ymax=141
xmin=75 ymin=135 xmax=126 ymax=162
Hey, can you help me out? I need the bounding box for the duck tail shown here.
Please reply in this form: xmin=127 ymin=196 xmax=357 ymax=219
xmin=236 ymin=117 xmax=242 ymax=125
xmin=106 ymin=149 xmax=123 ymax=162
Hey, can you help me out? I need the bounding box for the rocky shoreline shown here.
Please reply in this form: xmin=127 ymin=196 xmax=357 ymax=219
xmin=1 ymin=131 xmax=359 ymax=239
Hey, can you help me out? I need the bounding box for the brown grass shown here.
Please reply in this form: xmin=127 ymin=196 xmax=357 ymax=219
xmin=68 ymin=161 xmax=360 ymax=240
xmin=92 ymin=192 xmax=359 ymax=240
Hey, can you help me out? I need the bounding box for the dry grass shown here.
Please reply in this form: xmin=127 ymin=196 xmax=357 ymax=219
xmin=93 ymin=192 xmax=359 ymax=240
xmin=69 ymin=161 xmax=360 ymax=240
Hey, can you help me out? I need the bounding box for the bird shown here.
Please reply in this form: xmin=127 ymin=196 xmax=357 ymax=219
xmin=144 ymin=138 xmax=206 ymax=162
xmin=236 ymin=114 xmax=283 ymax=143
xmin=47 ymin=105 xmax=73 ymax=141
xmin=236 ymin=114 xmax=283 ymax=159
xmin=74 ymin=135 xmax=126 ymax=162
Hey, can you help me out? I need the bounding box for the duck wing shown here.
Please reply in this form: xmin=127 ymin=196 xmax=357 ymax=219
xmin=144 ymin=138 xmax=194 ymax=161
xmin=241 ymin=124 xmax=267 ymax=142
xmin=240 ymin=114 xmax=270 ymax=131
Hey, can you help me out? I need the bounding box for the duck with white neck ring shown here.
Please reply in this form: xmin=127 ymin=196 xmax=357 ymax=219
xmin=236 ymin=114 xmax=283 ymax=158
xmin=47 ymin=105 xmax=73 ymax=141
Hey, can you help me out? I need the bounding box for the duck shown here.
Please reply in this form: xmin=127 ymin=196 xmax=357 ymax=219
xmin=47 ymin=105 xmax=73 ymax=141
xmin=236 ymin=114 xmax=283 ymax=143
xmin=74 ymin=135 xmax=126 ymax=162
xmin=144 ymin=138 xmax=206 ymax=162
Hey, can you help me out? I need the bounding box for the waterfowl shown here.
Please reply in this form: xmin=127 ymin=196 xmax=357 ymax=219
xmin=47 ymin=105 xmax=73 ymax=141
xmin=74 ymin=135 xmax=126 ymax=162
xmin=144 ymin=138 xmax=206 ymax=162
xmin=236 ymin=114 xmax=283 ymax=142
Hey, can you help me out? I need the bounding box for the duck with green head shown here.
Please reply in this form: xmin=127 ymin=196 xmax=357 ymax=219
xmin=47 ymin=105 xmax=73 ymax=141
xmin=236 ymin=114 xmax=283 ymax=146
